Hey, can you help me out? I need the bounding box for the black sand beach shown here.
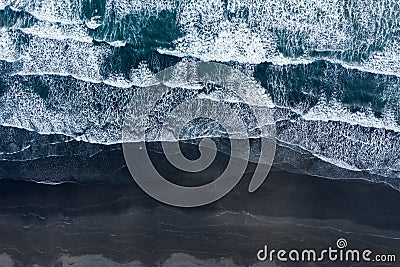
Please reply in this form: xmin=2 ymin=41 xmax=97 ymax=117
xmin=0 ymin=167 xmax=398 ymax=266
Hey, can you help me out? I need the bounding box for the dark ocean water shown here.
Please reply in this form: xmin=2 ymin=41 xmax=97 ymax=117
xmin=0 ymin=0 xmax=400 ymax=266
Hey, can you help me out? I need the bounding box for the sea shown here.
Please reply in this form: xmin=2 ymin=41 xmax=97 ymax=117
xmin=0 ymin=0 xmax=399 ymax=266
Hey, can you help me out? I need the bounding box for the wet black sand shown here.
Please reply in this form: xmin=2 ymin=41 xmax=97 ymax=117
xmin=0 ymin=167 xmax=399 ymax=266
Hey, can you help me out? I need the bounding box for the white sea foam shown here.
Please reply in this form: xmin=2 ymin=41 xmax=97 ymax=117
xmin=5 ymin=0 xmax=83 ymax=24
xmin=3 ymin=0 xmax=176 ymax=24
xmin=107 ymin=40 xmax=127 ymax=47
xmin=0 ymin=29 xmax=108 ymax=80
xmin=104 ymin=0 xmax=175 ymax=18
xmin=0 ymin=72 xmax=398 ymax=179
xmin=1 ymin=0 xmax=177 ymax=44
xmin=18 ymin=23 xmax=93 ymax=43
xmin=3 ymin=0 xmax=400 ymax=78
xmin=276 ymin=116 xmax=400 ymax=178
xmin=0 ymin=0 xmax=399 ymax=182
xmin=157 ymin=0 xmax=400 ymax=77
xmin=104 ymin=63 xmax=156 ymax=88
xmin=0 ymin=0 xmax=12 ymax=10
xmin=1 ymin=29 xmax=156 ymax=88
xmin=85 ymin=16 xmax=102 ymax=30
xmin=302 ymin=97 xmax=400 ymax=133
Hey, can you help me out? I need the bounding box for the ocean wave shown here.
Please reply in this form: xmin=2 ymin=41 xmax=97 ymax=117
xmin=0 ymin=0 xmax=180 ymax=47
xmin=159 ymin=0 xmax=400 ymax=76
xmin=0 ymin=29 xmax=180 ymax=88
xmin=276 ymin=117 xmax=400 ymax=179
xmin=302 ymin=97 xmax=400 ymax=133
xmin=0 ymin=63 xmax=398 ymax=182
xmin=0 ymin=0 xmax=399 ymax=186
xmin=1 ymin=0 xmax=176 ymax=24
xmin=0 ymin=29 xmax=108 ymax=81
xmin=254 ymin=60 xmax=400 ymax=133
xmin=0 ymin=121 xmax=398 ymax=187
xmin=2 ymin=0 xmax=400 ymax=79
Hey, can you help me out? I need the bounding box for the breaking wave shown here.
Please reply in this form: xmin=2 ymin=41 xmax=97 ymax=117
xmin=0 ymin=0 xmax=399 ymax=187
